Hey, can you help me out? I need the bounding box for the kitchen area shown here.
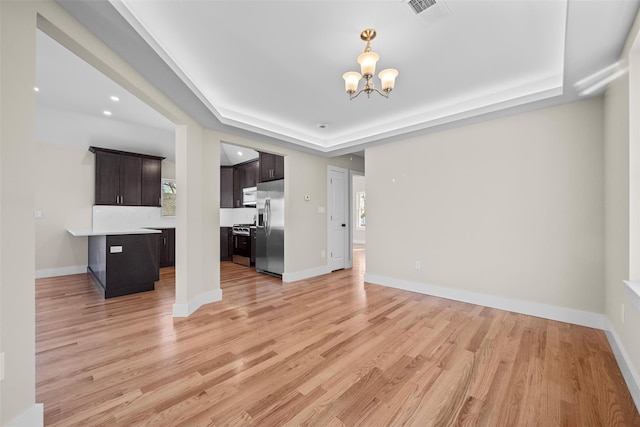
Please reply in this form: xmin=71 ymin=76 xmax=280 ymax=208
xmin=66 ymin=146 xmax=177 ymax=298
xmin=65 ymin=142 xmax=284 ymax=300
xmin=220 ymin=143 xmax=284 ymax=277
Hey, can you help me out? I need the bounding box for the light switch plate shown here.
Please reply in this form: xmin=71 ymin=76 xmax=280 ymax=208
xmin=110 ymin=246 xmax=123 ymax=253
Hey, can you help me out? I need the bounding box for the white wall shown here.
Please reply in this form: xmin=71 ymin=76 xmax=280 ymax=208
xmin=1 ymin=2 xmax=39 ymax=424
xmin=163 ymin=159 xmax=176 ymax=179
xmin=352 ymin=174 xmax=366 ymax=244
xmin=603 ymin=8 xmax=640 ymax=408
xmin=34 ymin=143 xmax=93 ymax=275
xmin=366 ymin=98 xmax=605 ymax=314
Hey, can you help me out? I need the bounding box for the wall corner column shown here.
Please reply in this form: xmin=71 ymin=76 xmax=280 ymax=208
xmin=0 ymin=1 xmax=40 ymax=425
xmin=173 ymin=124 xmax=221 ymax=317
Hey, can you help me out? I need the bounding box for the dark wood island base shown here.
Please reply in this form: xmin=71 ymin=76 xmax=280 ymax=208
xmin=87 ymin=233 xmax=160 ymax=298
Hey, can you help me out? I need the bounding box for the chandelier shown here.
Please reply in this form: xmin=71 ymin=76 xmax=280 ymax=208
xmin=342 ymin=28 xmax=399 ymax=100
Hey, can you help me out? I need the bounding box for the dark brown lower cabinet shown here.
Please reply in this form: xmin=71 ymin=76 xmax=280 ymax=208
xmin=88 ymin=233 xmax=159 ymax=298
xmin=220 ymin=227 xmax=233 ymax=261
xmin=158 ymin=228 xmax=175 ymax=267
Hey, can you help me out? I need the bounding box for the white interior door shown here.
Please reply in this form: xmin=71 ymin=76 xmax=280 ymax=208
xmin=328 ymin=166 xmax=348 ymax=271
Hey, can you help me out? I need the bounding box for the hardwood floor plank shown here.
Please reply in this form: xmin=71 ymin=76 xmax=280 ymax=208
xmin=35 ymin=250 xmax=640 ymax=426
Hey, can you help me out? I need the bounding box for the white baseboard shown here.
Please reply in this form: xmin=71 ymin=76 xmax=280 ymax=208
xmin=173 ymin=289 xmax=222 ymax=317
xmin=604 ymin=319 xmax=640 ymax=413
xmin=282 ymin=265 xmax=331 ymax=283
xmin=35 ymin=265 xmax=86 ymax=279
xmin=364 ymin=273 xmax=605 ymax=330
xmin=8 ymin=403 xmax=43 ymax=427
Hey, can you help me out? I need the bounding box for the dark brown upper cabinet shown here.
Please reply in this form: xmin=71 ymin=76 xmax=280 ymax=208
xmin=233 ymin=166 xmax=242 ymax=208
xmin=220 ymin=166 xmax=234 ymax=208
xmin=226 ymin=160 xmax=259 ymax=208
xmin=243 ymin=160 xmax=259 ymax=188
xmin=90 ymin=147 xmax=164 ymax=207
xmin=259 ymin=152 xmax=284 ymax=182
xmin=141 ymin=157 xmax=162 ymax=206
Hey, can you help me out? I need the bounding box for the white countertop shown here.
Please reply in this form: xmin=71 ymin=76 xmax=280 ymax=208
xmin=67 ymin=227 xmax=163 ymax=237
xmin=142 ymin=221 xmax=176 ymax=229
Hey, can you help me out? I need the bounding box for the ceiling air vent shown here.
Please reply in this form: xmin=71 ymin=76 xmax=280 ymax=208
xmin=407 ymin=0 xmax=437 ymax=14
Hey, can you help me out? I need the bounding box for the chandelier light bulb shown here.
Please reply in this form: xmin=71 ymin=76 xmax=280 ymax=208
xmin=343 ymin=71 xmax=362 ymax=93
xmin=357 ymin=51 xmax=379 ymax=77
xmin=379 ymin=68 xmax=399 ymax=91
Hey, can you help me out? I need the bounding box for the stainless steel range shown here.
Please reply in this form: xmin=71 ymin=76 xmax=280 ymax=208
xmin=232 ymin=224 xmax=253 ymax=266
xmin=232 ymin=225 xmax=251 ymax=236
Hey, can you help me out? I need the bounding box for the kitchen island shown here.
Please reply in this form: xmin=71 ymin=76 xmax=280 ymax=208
xmin=68 ymin=227 xmax=162 ymax=298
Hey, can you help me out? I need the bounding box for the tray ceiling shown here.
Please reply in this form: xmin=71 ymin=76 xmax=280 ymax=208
xmin=51 ymin=0 xmax=640 ymax=156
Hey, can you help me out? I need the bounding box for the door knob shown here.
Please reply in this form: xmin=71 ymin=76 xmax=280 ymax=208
xmin=341 ymin=224 xmax=346 ymax=227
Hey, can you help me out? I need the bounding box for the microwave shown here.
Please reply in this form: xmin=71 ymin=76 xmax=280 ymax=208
xmin=242 ymin=186 xmax=257 ymax=206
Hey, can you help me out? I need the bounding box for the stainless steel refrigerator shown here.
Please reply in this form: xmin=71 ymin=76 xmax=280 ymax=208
xmin=256 ymin=179 xmax=284 ymax=277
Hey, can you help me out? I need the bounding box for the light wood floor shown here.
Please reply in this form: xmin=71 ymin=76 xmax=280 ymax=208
xmin=36 ymin=249 xmax=640 ymax=426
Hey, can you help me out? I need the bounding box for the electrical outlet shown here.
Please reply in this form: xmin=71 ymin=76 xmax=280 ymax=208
xmin=415 ymin=260 xmax=421 ymax=271
xmin=621 ymin=303 xmax=625 ymax=324
xmin=321 ymin=250 xmax=326 ymax=258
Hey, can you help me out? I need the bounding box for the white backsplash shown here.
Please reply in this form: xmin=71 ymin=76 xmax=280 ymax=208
xmin=220 ymin=208 xmax=257 ymax=227
xmin=93 ymin=206 xmax=176 ymax=229
xmin=94 ymin=206 xmax=254 ymax=229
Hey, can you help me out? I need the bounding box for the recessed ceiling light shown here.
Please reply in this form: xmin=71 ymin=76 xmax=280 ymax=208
xmin=110 ymin=95 xmax=120 ymax=102
xmin=34 ymin=87 xmax=39 ymax=92
xmin=103 ymin=110 xmax=112 ymax=116
xmin=237 ymin=151 xmax=243 ymax=156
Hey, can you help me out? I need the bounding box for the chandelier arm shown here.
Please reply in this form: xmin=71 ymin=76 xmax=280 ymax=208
xmin=372 ymin=88 xmax=390 ymax=98
xmin=347 ymin=86 xmax=391 ymax=100
xmin=349 ymin=89 xmax=365 ymax=100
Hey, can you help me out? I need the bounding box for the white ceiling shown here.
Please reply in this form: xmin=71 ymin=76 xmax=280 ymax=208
xmin=35 ymin=30 xmax=176 ymax=160
xmin=220 ymin=142 xmax=259 ymax=166
xmin=49 ymin=0 xmax=639 ymax=158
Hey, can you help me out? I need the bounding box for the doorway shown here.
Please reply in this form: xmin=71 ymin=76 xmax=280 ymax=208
xmin=328 ymin=165 xmax=349 ymax=271
xmin=351 ymin=171 xmax=366 ymax=274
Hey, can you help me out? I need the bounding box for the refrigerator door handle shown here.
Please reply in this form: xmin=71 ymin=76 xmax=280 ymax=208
xmin=269 ymin=198 xmax=272 ymax=236
xmin=265 ymin=198 xmax=271 ymax=236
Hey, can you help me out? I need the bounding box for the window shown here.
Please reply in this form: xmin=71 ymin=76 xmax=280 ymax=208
xmin=357 ymin=191 xmax=366 ymax=229
xmin=162 ymin=179 xmax=176 ymax=216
